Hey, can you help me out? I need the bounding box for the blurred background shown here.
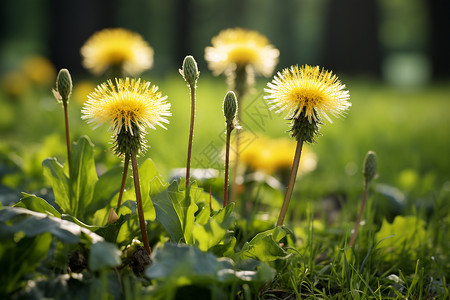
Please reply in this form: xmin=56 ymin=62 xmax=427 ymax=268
xmin=0 ymin=0 xmax=449 ymax=220
xmin=1 ymin=0 xmax=450 ymax=81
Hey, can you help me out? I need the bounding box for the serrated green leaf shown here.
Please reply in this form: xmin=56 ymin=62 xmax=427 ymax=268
xmin=95 ymin=214 xmax=131 ymax=243
xmin=86 ymin=165 xmax=123 ymax=218
xmin=42 ymin=157 xmax=71 ymax=214
xmin=232 ymin=226 xmax=291 ymax=262
xmin=61 ymin=214 xmax=101 ymax=231
xmin=0 ymin=233 xmax=52 ymax=295
xmin=0 ymin=206 xmax=102 ymax=243
xmin=69 ymin=136 xmax=98 ymax=219
xmin=42 ymin=136 xmax=99 ymax=221
xmin=172 ymin=184 xmax=198 ymax=244
xmin=192 ymin=203 xmax=235 ymax=251
xmin=210 ymin=235 xmax=237 ymax=257
xmin=145 ymin=243 xmax=275 ymax=289
xmin=145 ymin=243 xmax=220 ymax=282
xmin=375 ymin=215 xmax=427 ymax=262
xmin=188 ymin=184 xmax=212 ymax=225
xmin=153 ymin=182 xmax=184 ymax=242
xmin=14 ymin=192 xmax=61 ymax=218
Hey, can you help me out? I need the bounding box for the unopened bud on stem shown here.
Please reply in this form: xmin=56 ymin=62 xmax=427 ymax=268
xmin=223 ymin=91 xmax=238 ymax=126
xmin=54 ymin=68 xmax=72 ymax=103
xmin=179 ymin=55 xmax=199 ymax=87
xmin=363 ymin=151 xmax=377 ymax=184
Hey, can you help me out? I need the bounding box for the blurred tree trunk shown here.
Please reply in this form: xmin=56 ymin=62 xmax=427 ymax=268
xmin=174 ymin=0 xmax=191 ymax=65
xmin=429 ymin=0 xmax=450 ymax=78
xmin=49 ymin=0 xmax=115 ymax=75
xmin=323 ymin=0 xmax=381 ymax=76
xmin=273 ymin=0 xmax=298 ymax=68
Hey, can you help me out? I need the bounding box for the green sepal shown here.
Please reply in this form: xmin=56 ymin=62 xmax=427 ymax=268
xmin=113 ymin=123 xmax=145 ymax=156
xmin=56 ymin=68 xmax=72 ymax=102
xmin=288 ymin=108 xmax=322 ymax=143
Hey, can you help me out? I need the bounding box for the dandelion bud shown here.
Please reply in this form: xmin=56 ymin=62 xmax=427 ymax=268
xmin=223 ymin=91 xmax=238 ymax=125
xmin=107 ymin=208 xmax=119 ymax=224
xmin=179 ymin=55 xmax=199 ymax=87
xmin=289 ymin=108 xmax=322 ymax=143
xmin=363 ymin=151 xmax=377 ymax=184
xmin=113 ymin=123 xmax=145 ymax=157
xmin=56 ymin=68 xmax=72 ymax=102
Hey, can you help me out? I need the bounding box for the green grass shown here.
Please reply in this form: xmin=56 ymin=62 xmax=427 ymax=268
xmin=0 ymin=74 xmax=449 ymax=299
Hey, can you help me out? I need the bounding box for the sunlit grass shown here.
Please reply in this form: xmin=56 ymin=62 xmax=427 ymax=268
xmin=1 ymin=74 xmax=449 ymax=299
xmin=1 ymin=75 xmax=450 ymax=196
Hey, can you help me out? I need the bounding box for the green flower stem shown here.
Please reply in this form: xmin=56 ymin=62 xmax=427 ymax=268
xmin=229 ymin=66 xmax=248 ymax=204
xmin=116 ymin=153 xmax=130 ymax=211
xmin=223 ymin=124 xmax=233 ymax=207
xmin=349 ymin=181 xmax=369 ymax=247
xmin=185 ymin=84 xmax=196 ymax=188
xmin=229 ymin=129 xmax=240 ymax=204
xmin=131 ymin=153 xmax=151 ymax=255
xmin=233 ymin=65 xmax=249 ymax=104
xmin=63 ymin=101 xmax=71 ymax=173
xmin=277 ymin=139 xmax=303 ymax=226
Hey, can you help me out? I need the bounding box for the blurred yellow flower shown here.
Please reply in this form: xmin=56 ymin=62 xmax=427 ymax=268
xmin=239 ymin=134 xmax=317 ymax=175
xmin=205 ymin=28 xmax=279 ymax=77
xmin=1 ymin=71 xmax=31 ymax=96
xmin=82 ymin=78 xmax=170 ymax=137
xmin=73 ymin=80 xmax=96 ymax=105
xmin=81 ymin=28 xmax=154 ymax=76
xmin=22 ymin=55 xmax=56 ymax=86
xmin=265 ymin=65 xmax=351 ymax=123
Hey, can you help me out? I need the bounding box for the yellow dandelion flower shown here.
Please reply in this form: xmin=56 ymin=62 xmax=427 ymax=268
xmin=81 ymin=28 xmax=154 ymax=76
xmin=265 ymin=65 xmax=351 ymax=124
xmin=264 ymin=138 xmax=317 ymax=175
xmin=205 ymin=28 xmax=279 ymax=77
xmin=240 ymin=135 xmax=317 ymax=175
xmin=1 ymin=71 xmax=31 ymax=96
xmin=73 ymin=80 xmax=96 ymax=105
xmin=82 ymin=78 xmax=170 ymax=142
xmin=239 ymin=135 xmax=268 ymax=170
xmin=22 ymin=55 xmax=56 ymax=86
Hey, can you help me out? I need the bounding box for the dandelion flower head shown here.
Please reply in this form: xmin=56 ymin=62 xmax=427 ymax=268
xmin=205 ymin=28 xmax=279 ymax=77
xmin=82 ymin=78 xmax=170 ymax=137
xmin=240 ymin=134 xmax=317 ymax=175
xmin=22 ymin=55 xmax=56 ymax=86
xmin=81 ymin=28 xmax=154 ymax=76
xmin=265 ymin=65 xmax=351 ymax=123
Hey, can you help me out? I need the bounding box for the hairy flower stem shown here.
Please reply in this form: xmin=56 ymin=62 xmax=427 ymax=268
xmin=185 ymin=85 xmax=196 ymax=188
xmin=277 ymin=139 xmax=303 ymax=226
xmin=116 ymin=153 xmax=130 ymax=212
xmin=131 ymin=153 xmax=151 ymax=255
xmin=223 ymin=125 xmax=233 ymax=207
xmin=63 ymin=101 xmax=71 ymax=172
xmin=349 ymin=182 xmax=369 ymax=247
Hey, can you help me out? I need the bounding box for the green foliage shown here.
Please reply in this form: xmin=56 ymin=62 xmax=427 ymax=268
xmin=375 ymin=215 xmax=427 ymax=262
xmin=153 ymin=179 xmax=235 ymax=251
xmin=145 ymin=243 xmax=275 ymax=299
xmin=192 ymin=203 xmax=235 ymax=251
xmin=155 ymin=181 xmax=198 ymax=244
xmin=0 ymin=78 xmax=449 ymax=299
xmin=88 ymin=241 xmax=121 ymax=271
xmin=14 ymin=192 xmax=61 ymax=217
xmin=0 ymin=233 xmax=52 ymax=296
xmin=233 ymin=226 xmax=292 ymax=262
xmin=0 ymin=206 xmax=120 ymax=296
xmin=43 ymin=136 xmax=98 ymax=220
